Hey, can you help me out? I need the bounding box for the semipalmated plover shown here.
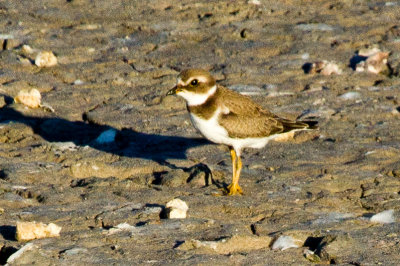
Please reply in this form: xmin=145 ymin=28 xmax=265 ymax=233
xmin=167 ymin=69 xmax=317 ymax=195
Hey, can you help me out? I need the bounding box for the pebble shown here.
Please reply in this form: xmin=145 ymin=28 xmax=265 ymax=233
xmin=354 ymin=48 xmax=390 ymax=74
xmin=16 ymin=221 xmax=62 ymax=241
xmin=320 ymin=62 xmax=342 ymax=75
xmin=106 ymin=223 xmax=137 ymax=235
xmin=35 ymin=51 xmax=58 ymax=67
xmin=14 ymin=88 xmax=42 ymax=108
xmin=306 ymin=61 xmax=341 ymax=75
xmin=73 ymin=79 xmax=84 ymax=85
xmin=338 ymin=91 xmax=361 ymax=100
xmin=370 ymin=210 xmax=395 ymax=224
xmin=271 ymin=235 xmax=301 ymax=250
xmin=21 ymin=44 xmax=34 ymax=54
xmin=166 ymin=198 xmax=188 ymax=219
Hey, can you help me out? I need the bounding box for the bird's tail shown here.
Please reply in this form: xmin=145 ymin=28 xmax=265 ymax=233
xmin=279 ymin=119 xmax=318 ymax=132
xmin=302 ymin=120 xmax=318 ymax=129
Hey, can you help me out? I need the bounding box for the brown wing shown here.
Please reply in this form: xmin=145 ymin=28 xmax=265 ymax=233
xmin=216 ymin=86 xmax=317 ymax=138
xmin=216 ymin=86 xmax=285 ymax=138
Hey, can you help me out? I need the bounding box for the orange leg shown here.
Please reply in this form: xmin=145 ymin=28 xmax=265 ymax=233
xmin=227 ymin=148 xmax=243 ymax=195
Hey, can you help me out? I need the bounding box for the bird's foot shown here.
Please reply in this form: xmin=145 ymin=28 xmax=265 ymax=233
xmin=226 ymin=183 xmax=243 ymax=196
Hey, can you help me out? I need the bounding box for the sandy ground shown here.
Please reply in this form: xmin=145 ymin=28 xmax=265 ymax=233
xmin=1 ymin=0 xmax=400 ymax=264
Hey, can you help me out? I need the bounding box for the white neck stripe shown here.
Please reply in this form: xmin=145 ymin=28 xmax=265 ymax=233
xmin=178 ymin=85 xmax=217 ymax=106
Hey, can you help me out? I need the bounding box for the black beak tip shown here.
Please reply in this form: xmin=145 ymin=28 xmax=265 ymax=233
xmin=166 ymin=86 xmax=177 ymax=96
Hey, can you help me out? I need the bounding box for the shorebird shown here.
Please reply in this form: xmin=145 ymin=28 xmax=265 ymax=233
xmin=167 ymin=69 xmax=317 ymax=195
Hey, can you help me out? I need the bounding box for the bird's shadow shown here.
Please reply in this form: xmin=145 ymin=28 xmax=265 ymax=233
xmin=0 ymin=95 xmax=210 ymax=168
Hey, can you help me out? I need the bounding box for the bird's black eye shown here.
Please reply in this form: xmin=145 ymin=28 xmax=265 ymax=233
xmin=190 ymin=79 xmax=199 ymax=86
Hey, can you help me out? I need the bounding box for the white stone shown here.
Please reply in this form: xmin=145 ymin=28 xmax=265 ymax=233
xmin=14 ymin=88 xmax=42 ymax=108
xmin=16 ymin=221 xmax=62 ymax=241
xmin=370 ymin=210 xmax=395 ymax=224
xmin=166 ymin=198 xmax=188 ymax=219
xmin=107 ymin=223 xmax=137 ymax=235
xmin=338 ymin=91 xmax=361 ymax=100
xmin=35 ymin=51 xmax=58 ymax=67
xmin=320 ymin=62 xmax=342 ymax=75
xmin=73 ymin=79 xmax=84 ymax=85
xmin=271 ymin=235 xmax=301 ymax=250
xmin=21 ymin=44 xmax=34 ymax=54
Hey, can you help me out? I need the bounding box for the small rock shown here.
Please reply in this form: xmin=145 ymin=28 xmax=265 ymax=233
xmin=21 ymin=44 xmax=35 ymax=54
xmin=320 ymin=62 xmax=342 ymax=75
xmin=6 ymin=243 xmax=35 ymax=264
xmin=304 ymin=61 xmax=341 ymax=75
xmin=370 ymin=209 xmax=395 ymax=224
xmin=106 ymin=223 xmax=137 ymax=235
xmin=73 ymin=79 xmax=84 ymax=85
xmin=14 ymin=88 xmax=41 ymax=108
xmin=303 ymin=60 xmax=342 ymax=76
xmin=338 ymin=91 xmax=361 ymax=100
xmin=271 ymin=235 xmax=302 ymax=250
xmin=35 ymin=51 xmax=58 ymax=67
xmin=166 ymin=198 xmax=188 ymax=219
xmin=364 ymin=52 xmax=390 ymax=74
xmin=95 ymin=129 xmax=117 ymax=144
xmin=353 ymin=48 xmax=390 ymax=74
xmin=16 ymin=221 xmax=62 ymax=241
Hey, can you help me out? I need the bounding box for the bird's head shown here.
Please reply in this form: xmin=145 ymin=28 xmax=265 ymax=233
xmin=167 ymin=69 xmax=217 ymax=106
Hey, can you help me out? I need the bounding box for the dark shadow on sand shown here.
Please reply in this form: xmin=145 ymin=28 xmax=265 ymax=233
xmin=0 ymin=97 xmax=210 ymax=166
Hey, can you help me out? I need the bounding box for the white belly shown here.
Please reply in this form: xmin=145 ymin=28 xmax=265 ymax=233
xmin=189 ymin=111 xmax=277 ymax=154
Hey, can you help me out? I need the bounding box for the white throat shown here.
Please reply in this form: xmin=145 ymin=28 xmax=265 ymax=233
xmin=177 ymin=85 xmax=217 ymax=106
